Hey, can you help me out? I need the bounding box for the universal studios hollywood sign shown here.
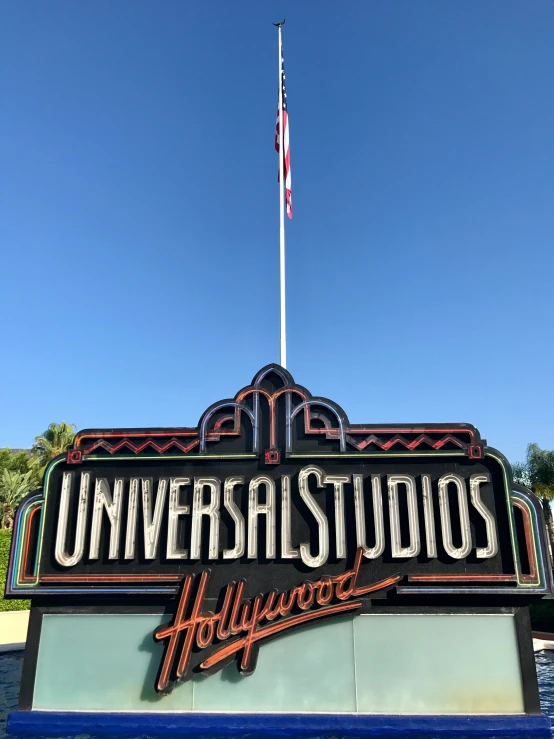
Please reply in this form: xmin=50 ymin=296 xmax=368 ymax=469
xmin=5 ymin=365 xmax=554 ymax=735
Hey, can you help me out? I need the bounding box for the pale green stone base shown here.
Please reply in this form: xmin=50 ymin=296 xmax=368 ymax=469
xmin=32 ymin=612 xmax=524 ymax=714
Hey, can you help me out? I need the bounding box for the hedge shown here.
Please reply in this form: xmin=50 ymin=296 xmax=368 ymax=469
xmin=0 ymin=529 xmax=30 ymax=611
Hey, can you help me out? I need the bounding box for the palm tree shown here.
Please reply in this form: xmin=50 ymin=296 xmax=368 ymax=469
xmin=513 ymin=443 xmax=554 ymax=550
xmin=32 ymin=421 xmax=76 ymax=476
xmin=0 ymin=469 xmax=35 ymax=528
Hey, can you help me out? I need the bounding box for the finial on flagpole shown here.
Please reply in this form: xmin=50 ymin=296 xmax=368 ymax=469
xmin=273 ymin=19 xmax=286 ymax=27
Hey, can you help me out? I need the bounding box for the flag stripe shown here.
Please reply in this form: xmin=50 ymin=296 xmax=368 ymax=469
xmin=275 ymin=51 xmax=292 ymax=219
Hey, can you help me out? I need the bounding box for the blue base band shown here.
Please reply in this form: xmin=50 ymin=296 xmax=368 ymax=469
xmin=7 ymin=711 xmax=552 ymax=737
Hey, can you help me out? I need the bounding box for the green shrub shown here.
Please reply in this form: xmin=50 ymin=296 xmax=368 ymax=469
xmin=0 ymin=528 xmax=30 ymax=611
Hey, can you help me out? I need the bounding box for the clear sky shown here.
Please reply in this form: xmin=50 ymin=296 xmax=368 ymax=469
xmin=1 ymin=1 xmax=553 ymax=465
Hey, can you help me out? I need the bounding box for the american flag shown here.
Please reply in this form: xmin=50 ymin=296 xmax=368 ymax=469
xmin=275 ymin=51 xmax=292 ymax=219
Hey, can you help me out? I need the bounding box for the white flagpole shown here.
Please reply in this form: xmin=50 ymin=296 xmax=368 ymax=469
xmin=277 ymin=22 xmax=287 ymax=369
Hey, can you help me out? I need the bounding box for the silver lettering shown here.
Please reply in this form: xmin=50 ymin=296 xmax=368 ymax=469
xmin=470 ymin=474 xmax=498 ymax=558
xmin=421 ymin=474 xmax=437 ymax=558
xmin=324 ymin=473 xmax=350 ymax=558
xmin=55 ymin=472 xmax=90 ymax=567
xmin=281 ymin=474 xmax=299 ymax=559
xmin=223 ymin=476 xmax=245 ymax=559
xmin=89 ymin=478 xmax=123 ymax=560
xmin=192 ymin=477 xmax=221 ymax=559
xmin=124 ymin=478 xmax=140 ymax=559
xmin=297 ymin=465 xmax=329 ymax=567
xmin=438 ymin=473 xmax=472 ymax=559
xmin=167 ymin=478 xmax=191 ymax=559
xmin=142 ymin=478 xmax=167 ymax=559
xmin=247 ymin=475 xmax=276 ymax=559
xmin=388 ymin=474 xmax=420 ymax=558
xmin=354 ymin=474 xmax=385 ymax=559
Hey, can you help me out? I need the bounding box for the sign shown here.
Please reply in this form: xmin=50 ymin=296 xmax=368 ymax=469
xmin=6 ymin=364 xmax=553 ymax=698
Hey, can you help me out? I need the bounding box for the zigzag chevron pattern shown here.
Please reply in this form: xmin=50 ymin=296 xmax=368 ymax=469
xmin=83 ymin=433 xmax=465 ymax=457
xmin=346 ymin=433 xmax=465 ymax=452
xmin=83 ymin=438 xmax=200 ymax=455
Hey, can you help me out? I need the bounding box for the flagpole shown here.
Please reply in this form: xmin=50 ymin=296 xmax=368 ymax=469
xmin=277 ymin=22 xmax=287 ymax=369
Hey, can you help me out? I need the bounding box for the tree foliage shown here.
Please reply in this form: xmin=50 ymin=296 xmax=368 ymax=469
xmin=0 ymin=448 xmax=33 ymax=476
xmin=0 ymin=422 xmax=76 ymax=530
xmin=0 ymin=469 xmax=35 ymax=528
xmin=513 ymin=444 xmax=554 ymax=500
xmin=0 ymin=449 xmax=40 ymax=529
xmin=512 ymin=443 xmax=554 ymax=547
xmin=31 ymin=421 xmax=76 ymax=474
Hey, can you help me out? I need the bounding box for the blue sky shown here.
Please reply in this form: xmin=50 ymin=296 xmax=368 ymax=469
xmin=1 ymin=1 xmax=553 ymax=464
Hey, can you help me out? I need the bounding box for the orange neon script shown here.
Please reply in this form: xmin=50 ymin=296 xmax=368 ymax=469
xmin=154 ymin=548 xmax=401 ymax=693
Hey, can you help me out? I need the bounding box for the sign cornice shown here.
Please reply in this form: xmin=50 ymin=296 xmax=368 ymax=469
xmin=68 ymin=364 xmax=485 ymax=463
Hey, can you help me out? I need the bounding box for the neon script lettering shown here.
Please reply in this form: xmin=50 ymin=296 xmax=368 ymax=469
xmin=154 ymin=547 xmax=401 ymax=693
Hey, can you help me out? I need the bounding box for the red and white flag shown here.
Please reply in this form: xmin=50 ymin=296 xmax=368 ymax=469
xmin=275 ymin=50 xmax=292 ymax=219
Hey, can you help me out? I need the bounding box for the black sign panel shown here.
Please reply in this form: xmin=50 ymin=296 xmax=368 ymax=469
xmin=41 ymin=456 xmax=514 ymax=592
